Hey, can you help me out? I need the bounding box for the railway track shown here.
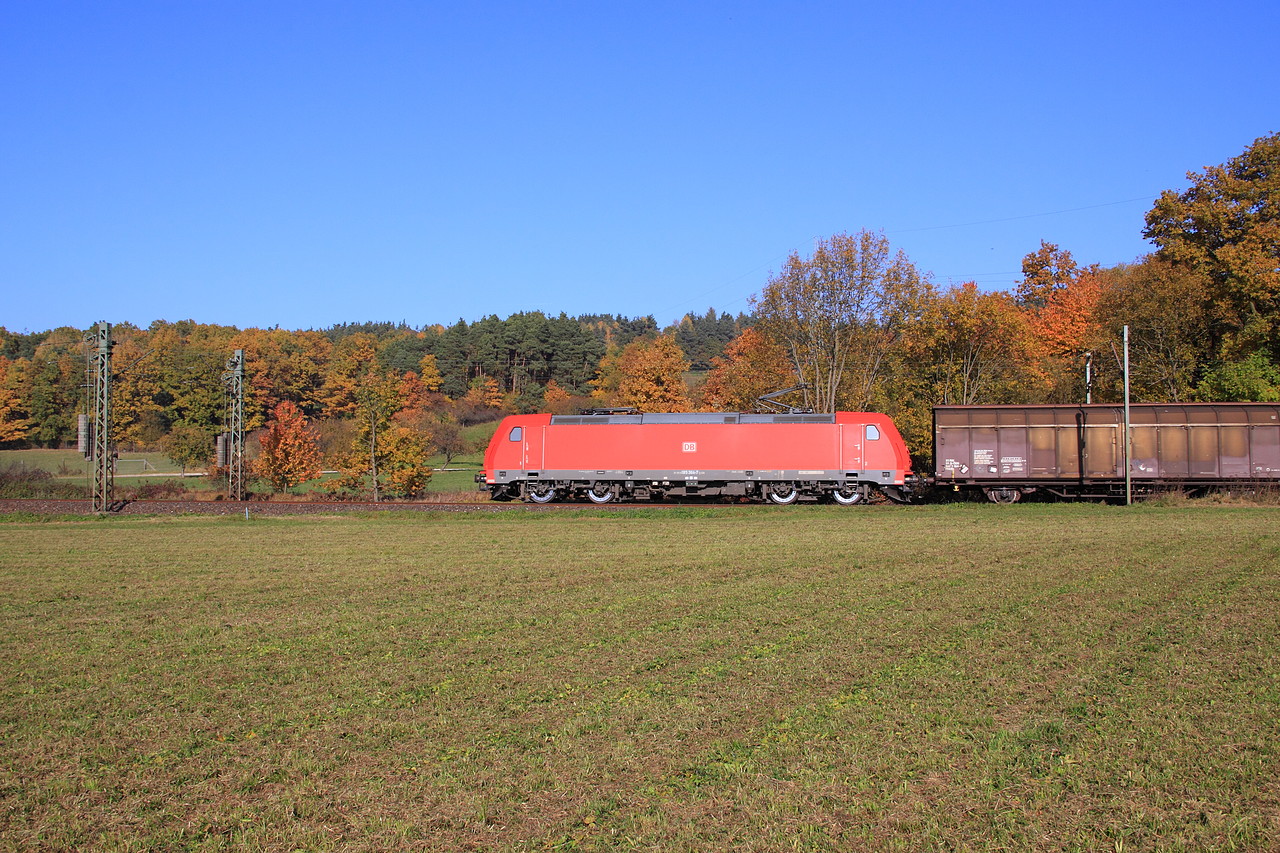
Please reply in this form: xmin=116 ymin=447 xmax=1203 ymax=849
xmin=0 ymin=497 xmax=798 ymax=516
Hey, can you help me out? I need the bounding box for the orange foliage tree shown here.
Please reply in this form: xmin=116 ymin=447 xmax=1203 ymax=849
xmin=699 ymin=328 xmax=796 ymax=411
xmin=251 ymin=401 xmax=323 ymax=491
xmin=1015 ymin=244 xmax=1106 ymax=402
xmin=232 ymin=328 xmax=332 ymax=426
xmin=541 ymin=379 xmax=575 ymax=414
xmin=1030 ymin=272 xmax=1103 ymax=360
xmin=1015 ymin=240 xmax=1079 ymax=311
xmin=462 ymin=377 xmax=504 ymax=409
xmin=319 ymin=333 xmax=381 ymax=418
xmin=375 ymin=425 xmax=434 ymax=498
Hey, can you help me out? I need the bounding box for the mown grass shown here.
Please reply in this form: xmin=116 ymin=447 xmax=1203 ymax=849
xmin=0 ymin=449 xmax=189 ymax=478
xmin=1 ymin=504 xmax=1277 ymax=851
xmin=1 ymin=442 xmax=487 ymax=498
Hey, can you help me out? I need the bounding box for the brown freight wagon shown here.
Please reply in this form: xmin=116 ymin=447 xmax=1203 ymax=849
xmin=933 ymin=403 xmax=1280 ymax=502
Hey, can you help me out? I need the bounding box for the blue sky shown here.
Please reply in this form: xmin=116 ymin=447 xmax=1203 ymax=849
xmin=2 ymin=0 xmax=1276 ymax=333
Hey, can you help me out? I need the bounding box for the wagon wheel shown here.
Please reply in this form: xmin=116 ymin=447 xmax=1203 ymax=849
xmin=831 ymin=485 xmax=866 ymax=506
xmin=526 ymin=484 xmax=558 ymax=504
xmin=586 ymin=483 xmax=614 ymax=504
xmin=767 ymin=484 xmax=800 ymax=505
xmin=984 ymin=487 xmax=1021 ymax=504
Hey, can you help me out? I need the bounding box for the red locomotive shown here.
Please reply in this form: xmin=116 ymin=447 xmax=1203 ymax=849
xmin=478 ymin=410 xmax=913 ymax=504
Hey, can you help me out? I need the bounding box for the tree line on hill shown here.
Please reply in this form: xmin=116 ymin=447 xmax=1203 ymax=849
xmin=0 ymin=131 xmax=1275 ymax=491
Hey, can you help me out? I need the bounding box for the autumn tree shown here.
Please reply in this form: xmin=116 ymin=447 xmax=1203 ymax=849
xmin=323 ymin=369 xmax=429 ymax=501
xmin=146 ymin=321 xmax=236 ymax=437
xmin=1030 ymin=271 xmax=1103 ymax=358
xmin=1091 ymin=258 xmax=1214 ymax=402
xmin=232 ymin=328 xmax=332 ymax=425
xmin=21 ymin=328 xmax=88 ymax=447
xmin=1015 ymin=241 xmax=1080 ymax=311
xmin=417 ymin=353 xmax=444 ymax=393
xmin=593 ymin=334 xmax=693 ymax=412
xmin=354 ymin=373 xmax=401 ymax=501
xmin=251 ymin=401 xmax=323 ymax=491
xmin=463 ymin=376 xmax=504 ymax=409
xmin=541 ymin=379 xmax=574 ymax=414
xmin=428 ymin=416 xmax=468 ymax=466
xmin=753 ymin=230 xmax=931 ymax=412
xmin=0 ymin=357 xmax=31 ymax=444
xmin=378 ymin=427 xmax=434 ymax=497
xmin=918 ymin=282 xmax=1040 ymax=406
xmin=319 ymin=333 xmax=382 ymax=418
xmin=1144 ymin=131 xmax=1280 ymax=358
xmin=699 ymin=327 xmax=796 ymax=411
xmin=108 ymin=326 xmax=168 ymax=447
xmin=398 ymin=370 xmax=439 ymax=413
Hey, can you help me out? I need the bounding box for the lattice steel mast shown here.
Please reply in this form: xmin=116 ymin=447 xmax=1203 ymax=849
xmin=221 ymin=349 xmax=246 ymax=501
xmin=85 ymin=321 xmax=114 ymax=513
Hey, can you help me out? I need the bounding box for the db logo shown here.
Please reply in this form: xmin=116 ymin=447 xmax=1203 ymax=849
xmin=682 ymin=442 xmax=697 ymax=453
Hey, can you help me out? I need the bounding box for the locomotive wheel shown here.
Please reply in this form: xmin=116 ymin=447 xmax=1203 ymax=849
xmin=984 ymin=487 xmax=1021 ymax=504
xmin=586 ymin=483 xmax=614 ymax=504
xmin=831 ymin=485 xmax=865 ymax=506
xmin=767 ymin=484 xmax=800 ymax=505
xmin=526 ymin=484 xmax=558 ymax=504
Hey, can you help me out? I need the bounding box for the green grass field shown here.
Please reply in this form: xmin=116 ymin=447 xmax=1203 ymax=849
xmin=0 ymin=449 xmax=190 ymax=478
xmin=2 ymin=504 xmax=1277 ymax=851
xmin=0 ymin=428 xmax=494 ymax=498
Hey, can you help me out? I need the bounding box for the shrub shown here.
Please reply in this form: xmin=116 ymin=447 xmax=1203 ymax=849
xmin=0 ymin=465 xmax=86 ymax=499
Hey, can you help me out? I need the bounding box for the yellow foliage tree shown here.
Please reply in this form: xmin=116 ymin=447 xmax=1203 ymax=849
xmin=917 ymin=282 xmax=1041 ymax=405
xmin=0 ymin=357 xmax=31 ymax=443
xmin=418 ymin=353 xmax=444 ymax=392
xmin=608 ymin=334 xmax=692 ymax=412
xmin=319 ymin=333 xmax=380 ymax=417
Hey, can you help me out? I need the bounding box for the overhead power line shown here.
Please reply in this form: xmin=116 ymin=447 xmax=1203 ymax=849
xmin=886 ymin=196 xmax=1155 ymax=234
xmin=659 ymin=193 xmax=1158 ymax=322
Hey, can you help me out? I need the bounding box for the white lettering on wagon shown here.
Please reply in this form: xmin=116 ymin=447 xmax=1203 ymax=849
xmin=682 ymin=442 xmax=697 ymax=452
xmin=1000 ymin=456 xmax=1026 ymax=474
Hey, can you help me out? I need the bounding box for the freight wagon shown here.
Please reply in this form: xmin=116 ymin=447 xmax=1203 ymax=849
xmin=478 ymin=410 xmax=913 ymax=504
xmin=934 ymin=403 xmax=1280 ymax=502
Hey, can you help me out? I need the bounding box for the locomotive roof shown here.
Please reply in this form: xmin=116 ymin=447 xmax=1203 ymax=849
xmin=550 ymin=412 xmax=838 ymax=426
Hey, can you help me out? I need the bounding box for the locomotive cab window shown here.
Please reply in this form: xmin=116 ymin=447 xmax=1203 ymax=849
xmin=509 ymin=427 xmax=522 ymax=442
xmin=866 ymin=424 xmax=880 ymax=441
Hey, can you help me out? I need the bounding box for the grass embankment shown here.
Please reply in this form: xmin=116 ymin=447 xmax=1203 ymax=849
xmin=1 ymin=505 xmax=1277 ymax=851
